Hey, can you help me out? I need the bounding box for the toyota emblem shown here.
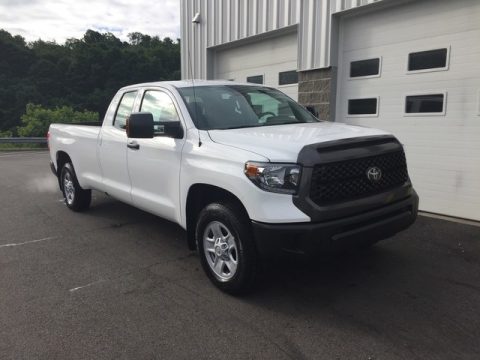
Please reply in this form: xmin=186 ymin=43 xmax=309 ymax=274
xmin=366 ymin=166 xmax=382 ymax=182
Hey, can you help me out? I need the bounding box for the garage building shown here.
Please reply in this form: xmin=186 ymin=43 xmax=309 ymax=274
xmin=180 ymin=0 xmax=480 ymax=221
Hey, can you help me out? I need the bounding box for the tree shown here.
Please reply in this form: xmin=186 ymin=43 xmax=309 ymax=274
xmin=0 ymin=130 xmax=13 ymax=137
xmin=17 ymin=104 xmax=98 ymax=137
xmin=0 ymin=29 xmax=180 ymax=135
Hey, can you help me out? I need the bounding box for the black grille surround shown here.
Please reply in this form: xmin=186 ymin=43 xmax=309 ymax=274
xmin=293 ymin=135 xmax=414 ymax=223
xmin=310 ymin=150 xmax=409 ymax=205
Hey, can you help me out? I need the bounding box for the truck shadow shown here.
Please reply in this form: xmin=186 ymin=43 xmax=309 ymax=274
xmin=87 ymin=194 xmax=479 ymax=308
xmin=255 ymin=243 xmax=408 ymax=304
xmin=242 ymin=219 xmax=480 ymax=355
xmin=66 ymin=194 xmax=480 ymax=357
xmin=85 ymin=194 xmax=480 ymax=353
xmin=86 ymin=194 xmax=408 ymax=300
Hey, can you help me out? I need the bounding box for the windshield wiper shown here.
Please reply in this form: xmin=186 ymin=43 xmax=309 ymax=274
xmin=218 ymin=125 xmax=261 ymax=130
xmin=261 ymin=121 xmax=308 ymax=127
xmin=215 ymin=121 xmax=310 ymax=130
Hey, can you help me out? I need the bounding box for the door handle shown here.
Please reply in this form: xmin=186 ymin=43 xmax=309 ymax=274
xmin=127 ymin=141 xmax=140 ymax=150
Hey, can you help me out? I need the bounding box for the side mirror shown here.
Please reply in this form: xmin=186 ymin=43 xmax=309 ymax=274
xmin=154 ymin=121 xmax=184 ymax=139
xmin=126 ymin=112 xmax=154 ymax=139
xmin=306 ymin=105 xmax=318 ymax=117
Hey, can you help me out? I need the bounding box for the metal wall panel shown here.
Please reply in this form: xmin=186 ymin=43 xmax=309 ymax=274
xmin=298 ymin=0 xmax=385 ymax=70
xmin=181 ymin=0 xmax=384 ymax=79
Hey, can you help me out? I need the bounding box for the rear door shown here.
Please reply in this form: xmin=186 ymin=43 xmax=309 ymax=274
xmin=98 ymin=90 xmax=139 ymax=203
xmin=127 ymin=88 xmax=186 ymax=223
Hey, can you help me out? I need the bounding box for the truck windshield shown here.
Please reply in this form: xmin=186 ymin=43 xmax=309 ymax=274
xmin=177 ymin=85 xmax=320 ymax=130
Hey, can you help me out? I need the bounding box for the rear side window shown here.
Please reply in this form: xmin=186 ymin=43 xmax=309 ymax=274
xmin=113 ymin=91 xmax=137 ymax=129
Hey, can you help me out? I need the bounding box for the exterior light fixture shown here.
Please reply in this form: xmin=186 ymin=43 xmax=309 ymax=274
xmin=192 ymin=12 xmax=201 ymax=24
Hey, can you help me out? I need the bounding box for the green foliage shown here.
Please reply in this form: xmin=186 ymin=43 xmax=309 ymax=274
xmin=0 ymin=29 xmax=180 ymax=134
xmin=0 ymin=129 xmax=13 ymax=137
xmin=17 ymin=104 xmax=98 ymax=137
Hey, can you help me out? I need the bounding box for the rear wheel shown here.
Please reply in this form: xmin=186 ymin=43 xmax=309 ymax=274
xmin=196 ymin=202 xmax=258 ymax=295
xmin=60 ymin=162 xmax=91 ymax=212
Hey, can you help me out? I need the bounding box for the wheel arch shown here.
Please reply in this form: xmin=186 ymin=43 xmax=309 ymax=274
xmin=185 ymin=184 xmax=250 ymax=251
xmin=56 ymin=151 xmax=72 ymax=189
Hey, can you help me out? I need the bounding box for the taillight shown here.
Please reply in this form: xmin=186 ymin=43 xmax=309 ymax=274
xmin=47 ymin=131 xmax=50 ymax=150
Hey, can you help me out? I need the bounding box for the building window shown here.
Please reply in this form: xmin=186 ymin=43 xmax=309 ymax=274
xmin=348 ymin=98 xmax=378 ymax=116
xmin=408 ymin=48 xmax=448 ymax=72
xmin=405 ymin=93 xmax=446 ymax=115
xmin=246 ymin=75 xmax=263 ymax=84
xmin=278 ymin=70 xmax=298 ymax=85
xmin=349 ymin=58 xmax=381 ymax=78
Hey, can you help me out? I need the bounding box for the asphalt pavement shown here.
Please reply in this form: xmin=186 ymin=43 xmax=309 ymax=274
xmin=1 ymin=151 xmax=479 ymax=359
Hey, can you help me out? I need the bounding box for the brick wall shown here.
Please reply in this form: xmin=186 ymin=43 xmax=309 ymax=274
xmin=298 ymin=67 xmax=337 ymax=121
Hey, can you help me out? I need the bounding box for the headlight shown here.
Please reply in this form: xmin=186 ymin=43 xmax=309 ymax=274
xmin=244 ymin=162 xmax=302 ymax=194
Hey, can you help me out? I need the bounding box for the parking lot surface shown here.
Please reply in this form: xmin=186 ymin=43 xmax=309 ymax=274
xmin=1 ymin=151 xmax=479 ymax=359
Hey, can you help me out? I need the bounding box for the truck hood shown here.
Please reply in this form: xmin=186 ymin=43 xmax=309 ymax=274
xmin=208 ymin=122 xmax=390 ymax=162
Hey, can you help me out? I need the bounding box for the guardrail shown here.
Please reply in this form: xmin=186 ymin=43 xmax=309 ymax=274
xmin=0 ymin=137 xmax=47 ymax=144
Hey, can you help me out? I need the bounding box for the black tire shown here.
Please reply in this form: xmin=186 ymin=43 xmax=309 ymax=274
xmin=60 ymin=162 xmax=91 ymax=212
xmin=196 ymin=202 xmax=258 ymax=295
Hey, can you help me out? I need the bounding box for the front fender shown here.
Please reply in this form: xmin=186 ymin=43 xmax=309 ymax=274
xmin=179 ymin=139 xmax=310 ymax=228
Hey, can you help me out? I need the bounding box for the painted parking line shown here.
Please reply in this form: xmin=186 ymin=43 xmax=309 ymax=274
xmin=69 ymin=279 xmax=107 ymax=293
xmin=0 ymin=236 xmax=57 ymax=249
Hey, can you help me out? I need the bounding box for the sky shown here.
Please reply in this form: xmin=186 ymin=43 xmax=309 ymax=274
xmin=0 ymin=0 xmax=180 ymax=43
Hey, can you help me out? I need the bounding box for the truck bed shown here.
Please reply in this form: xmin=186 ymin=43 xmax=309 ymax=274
xmin=48 ymin=123 xmax=103 ymax=189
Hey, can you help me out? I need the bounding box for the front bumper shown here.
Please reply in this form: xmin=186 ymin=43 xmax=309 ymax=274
xmin=252 ymin=191 xmax=418 ymax=256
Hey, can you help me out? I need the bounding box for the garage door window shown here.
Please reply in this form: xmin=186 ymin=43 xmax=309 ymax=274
xmin=246 ymin=75 xmax=263 ymax=84
xmin=347 ymin=98 xmax=378 ymax=116
xmin=349 ymin=58 xmax=381 ymax=78
xmin=279 ymin=70 xmax=298 ymax=85
xmin=405 ymin=93 xmax=446 ymax=115
xmin=408 ymin=48 xmax=449 ymax=72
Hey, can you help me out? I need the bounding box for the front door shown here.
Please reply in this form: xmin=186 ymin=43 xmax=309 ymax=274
xmin=127 ymin=89 xmax=185 ymax=223
xmin=98 ymin=90 xmax=138 ymax=203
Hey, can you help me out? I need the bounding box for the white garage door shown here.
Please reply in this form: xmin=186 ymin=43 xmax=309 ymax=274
xmin=213 ymin=31 xmax=299 ymax=100
xmin=336 ymin=0 xmax=480 ymax=221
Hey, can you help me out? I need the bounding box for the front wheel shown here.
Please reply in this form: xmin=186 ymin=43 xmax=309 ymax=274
xmin=60 ymin=162 xmax=91 ymax=212
xmin=196 ymin=202 xmax=258 ymax=295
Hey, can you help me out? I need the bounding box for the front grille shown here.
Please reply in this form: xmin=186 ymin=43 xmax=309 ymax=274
xmin=310 ymin=150 xmax=408 ymax=205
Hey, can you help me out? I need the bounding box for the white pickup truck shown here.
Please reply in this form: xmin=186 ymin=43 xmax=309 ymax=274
xmin=48 ymin=80 xmax=418 ymax=294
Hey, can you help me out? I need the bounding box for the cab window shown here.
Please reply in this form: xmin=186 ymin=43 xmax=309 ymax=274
xmin=140 ymin=90 xmax=180 ymax=135
xmin=113 ymin=91 xmax=137 ymax=129
xmin=140 ymin=91 xmax=179 ymax=122
xmin=247 ymin=92 xmax=295 ymax=122
xmin=177 ymin=85 xmax=319 ymax=130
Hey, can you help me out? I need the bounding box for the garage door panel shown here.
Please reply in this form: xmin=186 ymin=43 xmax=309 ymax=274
xmin=343 ymin=30 xmax=480 ymax=87
xmin=342 ymin=1 xmax=480 ymax=52
xmin=213 ymin=32 xmax=298 ymax=100
xmin=337 ymin=0 xmax=480 ymax=220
